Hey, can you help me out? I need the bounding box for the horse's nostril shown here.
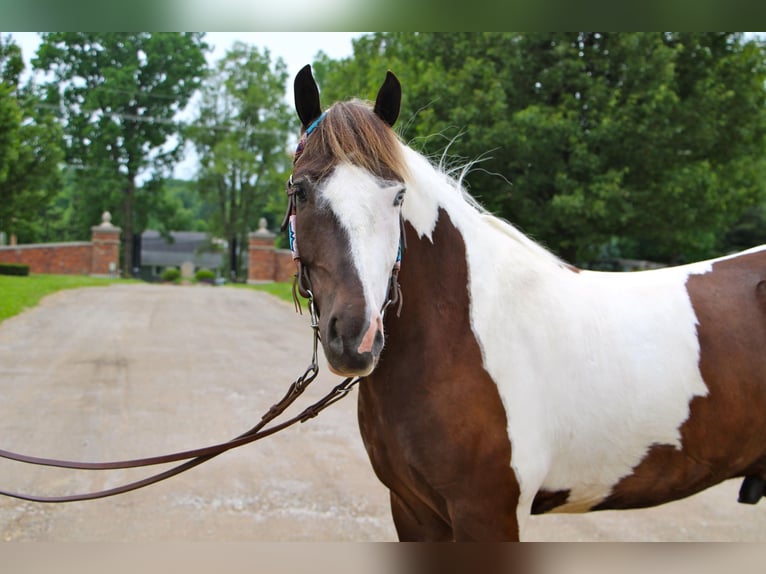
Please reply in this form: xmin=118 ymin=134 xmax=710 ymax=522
xmin=328 ymin=316 xmax=339 ymax=341
xmin=327 ymin=315 xmax=345 ymax=356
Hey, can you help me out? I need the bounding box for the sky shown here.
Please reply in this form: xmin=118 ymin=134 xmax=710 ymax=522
xmin=6 ymin=32 xmax=362 ymax=178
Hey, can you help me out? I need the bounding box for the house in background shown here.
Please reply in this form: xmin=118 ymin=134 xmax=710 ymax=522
xmin=138 ymin=230 xmax=225 ymax=281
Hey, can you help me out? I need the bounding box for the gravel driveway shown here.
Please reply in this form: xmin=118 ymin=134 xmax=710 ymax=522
xmin=0 ymin=283 xmax=763 ymax=541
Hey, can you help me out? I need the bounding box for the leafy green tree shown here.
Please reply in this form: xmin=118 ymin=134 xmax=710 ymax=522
xmin=33 ymin=32 xmax=208 ymax=275
xmin=316 ymin=33 xmax=766 ymax=264
xmin=186 ymin=42 xmax=292 ymax=281
xmin=146 ymin=178 xmax=216 ymax=233
xmin=0 ymin=34 xmax=63 ymax=244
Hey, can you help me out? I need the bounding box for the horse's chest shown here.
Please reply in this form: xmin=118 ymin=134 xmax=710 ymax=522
xmin=357 ymin=349 xmax=517 ymax=513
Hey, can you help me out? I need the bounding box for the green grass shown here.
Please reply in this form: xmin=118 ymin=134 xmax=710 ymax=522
xmin=0 ymin=276 xmax=300 ymax=326
xmin=0 ymin=274 xmax=134 ymax=325
xmin=230 ymin=281 xmax=295 ymax=304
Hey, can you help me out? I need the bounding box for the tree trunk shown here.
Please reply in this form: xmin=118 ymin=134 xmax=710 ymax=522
xmin=122 ymin=178 xmax=135 ymax=277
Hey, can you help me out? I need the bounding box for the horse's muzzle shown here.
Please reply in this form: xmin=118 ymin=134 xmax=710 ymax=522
xmin=322 ymin=310 xmax=384 ymax=376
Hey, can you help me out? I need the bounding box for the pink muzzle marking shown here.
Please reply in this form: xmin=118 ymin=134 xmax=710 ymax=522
xmin=357 ymin=310 xmax=383 ymax=354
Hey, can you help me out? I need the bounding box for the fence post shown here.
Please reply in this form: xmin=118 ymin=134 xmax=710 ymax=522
xmin=91 ymin=212 xmax=121 ymax=277
xmin=248 ymin=218 xmax=277 ymax=283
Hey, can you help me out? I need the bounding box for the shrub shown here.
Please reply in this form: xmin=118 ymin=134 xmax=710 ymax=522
xmin=0 ymin=263 xmax=30 ymax=276
xmin=161 ymin=267 xmax=181 ymax=282
xmin=195 ymin=268 xmax=216 ymax=284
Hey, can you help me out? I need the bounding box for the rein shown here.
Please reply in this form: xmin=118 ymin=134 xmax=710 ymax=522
xmin=0 ymin=110 xmax=404 ymax=504
xmin=0 ymin=299 xmax=362 ymax=503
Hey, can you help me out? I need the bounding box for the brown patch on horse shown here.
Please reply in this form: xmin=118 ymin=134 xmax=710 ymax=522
xmin=593 ymin=249 xmax=766 ymax=510
xmin=293 ymin=100 xmax=409 ymax=183
xmin=532 ymin=489 xmax=571 ymax=514
xmin=357 ymin=209 xmax=521 ymax=540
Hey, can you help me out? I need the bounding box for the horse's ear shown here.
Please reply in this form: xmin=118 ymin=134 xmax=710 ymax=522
xmin=374 ymin=71 xmax=401 ymax=127
xmin=294 ymin=64 xmax=322 ymax=128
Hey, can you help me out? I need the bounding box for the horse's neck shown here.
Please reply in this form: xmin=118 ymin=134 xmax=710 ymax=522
xmin=400 ymin=145 xmax=565 ymax=279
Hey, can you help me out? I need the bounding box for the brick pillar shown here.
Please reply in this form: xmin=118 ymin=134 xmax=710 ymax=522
xmin=248 ymin=217 xmax=278 ymax=283
xmin=91 ymin=211 xmax=121 ymax=277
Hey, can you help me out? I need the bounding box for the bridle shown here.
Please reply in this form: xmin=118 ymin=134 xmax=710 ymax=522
xmin=281 ymin=111 xmax=405 ymax=318
xmin=0 ymin=112 xmax=404 ymax=504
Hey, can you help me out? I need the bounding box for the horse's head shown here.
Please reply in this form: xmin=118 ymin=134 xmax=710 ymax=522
xmin=285 ymin=65 xmax=406 ymax=377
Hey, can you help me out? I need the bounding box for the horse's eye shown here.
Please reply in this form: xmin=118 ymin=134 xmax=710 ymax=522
xmin=393 ymin=188 xmax=406 ymax=207
xmin=289 ymin=179 xmax=308 ymax=204
xmin=294 ymin=185 xmax=307 ymax=203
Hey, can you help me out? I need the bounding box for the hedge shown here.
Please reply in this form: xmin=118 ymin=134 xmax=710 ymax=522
xmin=195 ymin=268 xmax=215 ymax=283
xmin=161 ymin=267 xmax=181 ymax=282
xmin=0 ymin=263 xmax=30 ymax=276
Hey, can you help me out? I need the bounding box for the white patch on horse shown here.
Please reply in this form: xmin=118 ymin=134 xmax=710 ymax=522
xmin=321 ymin=140 xmax=766 ymax=537
xmin=392 ymin=139 xmax=730 ymax=532
xmin=318 ymin=163 xmax=404 ymax=321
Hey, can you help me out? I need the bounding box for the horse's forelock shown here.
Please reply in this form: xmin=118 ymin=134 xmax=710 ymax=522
xmin=295 ymin=100 xmax=408 ymax=183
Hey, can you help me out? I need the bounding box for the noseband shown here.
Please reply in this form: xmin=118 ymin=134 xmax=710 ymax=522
xmin=281 ymin=112 xmax=404 ymax=319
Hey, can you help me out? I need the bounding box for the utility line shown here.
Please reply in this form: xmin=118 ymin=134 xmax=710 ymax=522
xmin=32 ymin=101 xmax=292 ymax=136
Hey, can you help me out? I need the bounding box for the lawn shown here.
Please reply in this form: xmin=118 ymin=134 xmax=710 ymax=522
xmin=230 ymin=281 xmax=295 ymax=305
xmin=0 ymin=274 xmax=132 ymax=324
xmin=0 ymin=275 xmax=300 ymax=326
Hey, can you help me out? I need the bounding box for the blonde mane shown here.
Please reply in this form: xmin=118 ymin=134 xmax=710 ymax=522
xmin=294 ymin=100 xmax=409 ymax=183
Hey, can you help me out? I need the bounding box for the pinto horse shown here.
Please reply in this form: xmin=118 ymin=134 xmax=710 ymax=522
xmin=287 ymin=65 xmax=766 ymax=541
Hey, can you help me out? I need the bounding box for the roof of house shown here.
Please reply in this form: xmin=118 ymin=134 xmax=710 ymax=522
xmin=140 ymin=230 xmax=223 ymax=269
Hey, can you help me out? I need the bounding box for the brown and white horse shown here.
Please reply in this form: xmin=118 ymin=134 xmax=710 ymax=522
xmin=288 ymin=65 xmax=766 ymax=541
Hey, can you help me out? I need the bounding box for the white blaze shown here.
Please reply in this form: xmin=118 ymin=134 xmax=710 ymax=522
xmin=319 ymin=163 xmax=403 ymax=322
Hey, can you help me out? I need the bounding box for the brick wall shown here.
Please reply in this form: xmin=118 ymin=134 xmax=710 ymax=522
xmin=0 ymin=242 xmax=93 ymax=274
xmin=247 ymin=220 xmax=295 ymax=284
xmin=274 ymin=249 xmax=295 ymax=282
xmin=0 ymin=213 xmax=121 ymax=276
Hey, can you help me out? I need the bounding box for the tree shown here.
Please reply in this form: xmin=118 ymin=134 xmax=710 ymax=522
xmin=33 ymin=33 xmax=208 ymax=275
xmin=186 ymin=42 xmax=292 ymax=281
xmin=315 ymin=33 xmax=766 ymax=264
xmin=0 ymin=34 xmax=63 ymax=244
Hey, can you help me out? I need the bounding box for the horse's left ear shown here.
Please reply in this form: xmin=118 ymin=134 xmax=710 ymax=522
xmin=294 ymin=64 xmax=322 ymax=129
xmin=374 ymin=71 xmax=401 ymax=127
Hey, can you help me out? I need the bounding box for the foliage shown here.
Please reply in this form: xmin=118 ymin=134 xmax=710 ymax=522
xmin=194 ymin=268 xmax=215 ymax=283
xmin=315 ymin=33 xmax=766 ymax=264
xmin=148 ymin=178 xmax=216 ymax=233
xmin=0 ymin=262 xmax=30 ymax=276
xmin=724 ymin=197 xmax=766 ymax=253
xmin=33 ymin=33 xmax=209 ymax=275
xmin=0 ymin=34 xmax=64 ymax=243
xmin=186 ymin=42 xmax=293 ymax=282
xmin=161 ymin=267 xmax=181 ymax=282
xmin=0 ymin=274 xmax=133 ymax=324
xmin=8 ymin=33 xmax=765 ymax=270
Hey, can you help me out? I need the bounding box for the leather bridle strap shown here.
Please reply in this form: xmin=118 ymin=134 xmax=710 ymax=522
xmin=0 ymin=301 xmax=360 ymax=503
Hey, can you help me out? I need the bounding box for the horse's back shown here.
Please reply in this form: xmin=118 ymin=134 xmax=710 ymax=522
xmin=484 ymin=244 xmax=766 ymax=515
xmin=540 ymin=245 xmax=766 ymax=512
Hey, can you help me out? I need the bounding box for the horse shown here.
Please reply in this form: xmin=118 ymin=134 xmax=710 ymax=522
xmin=287 ymin=64 xmax=766 ymax=541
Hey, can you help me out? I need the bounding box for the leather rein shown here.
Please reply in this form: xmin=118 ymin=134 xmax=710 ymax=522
xmin=0 ymin=111 xmax=403 ymax=504
xmin=0 ymin=303 xmax=361 ymax=503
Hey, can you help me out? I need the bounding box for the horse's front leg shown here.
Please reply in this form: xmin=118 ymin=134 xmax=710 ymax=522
xmin=390 ymin=470 xmax=522 ymax=541
xmin=390 ymin=490 xmax=454 ymax=541
xmin=447 ymin=478 xmax=521 ymax=541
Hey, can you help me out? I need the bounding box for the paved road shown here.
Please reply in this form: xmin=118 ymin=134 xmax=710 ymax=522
xmin=0 ymin=284 xmax=764 ymax=541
